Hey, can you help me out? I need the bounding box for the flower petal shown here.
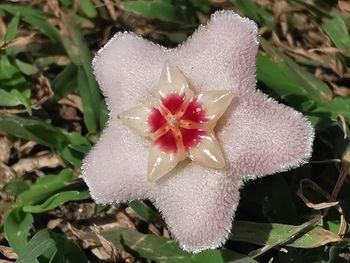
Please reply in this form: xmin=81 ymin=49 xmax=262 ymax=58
xmin=147 ymin=145 xmax=184 ymax=182
xmin=196 ymin=90 xmax=234 ymax=124
xmin=157 ymin=61 xmax=194 ymax=99
xmin=92 ymin=33 xmax=166 ymax=113
xmin=189 ymin=133 xmax=225 ymax=169
xmin=218 ymin=91 xmax=314 ymax=178
xmin=119 ymin=104 xmax=152 ymax=136
xmin=152 ymin=166 xmax=242 ymax=252
xmin=81 ymin=119 xmax=150 ymax=203
xmin=176 ymin=11 xmax=258 ymax=95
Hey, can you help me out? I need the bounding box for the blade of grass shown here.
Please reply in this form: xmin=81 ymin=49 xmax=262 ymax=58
xmin=62 ymin=13 xmax=108 ymax=133
xmin=4 ymin=207 xmax=33 ymax=253
xmin=123 ymin=0 xmax=196 ymax=24
xmin=23 ymin=190 xmax=90 ymax=213
xmin=235 ymin=0 xmax=274 ymax=30
xmin=17 ymin=169 xmax=75 ymax=206
xmin=323 ymin=15 xmax=350 ymax=50
xmin=0 ymin=115 xmax=91 ymax=166
xmin=80 ymin=0 xmax=97 ymax=18
xmin=3 ymin=12 xmax=20 ymax=41
xmin=258 ymin=39 xmax=333 ymax=107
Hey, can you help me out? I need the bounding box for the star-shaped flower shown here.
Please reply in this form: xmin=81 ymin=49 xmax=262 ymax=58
xmin=82 ymin=10 xmax=314 ymax=253
xmin=119 ymin=61 xmax=234 ymax=182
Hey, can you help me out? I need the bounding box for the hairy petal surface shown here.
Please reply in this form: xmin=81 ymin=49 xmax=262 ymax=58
xmin=151 ymin=165 xmax=242 ymax=252
xmin=81 ymin=118 xmax=151 ymax=203
xmin=92 ymin=33 xmax=167 ymax=114
xmin=218 ymin=91 xmax=314 ymax=178
xmin=175 ymin=11 xmax=259 ymax=95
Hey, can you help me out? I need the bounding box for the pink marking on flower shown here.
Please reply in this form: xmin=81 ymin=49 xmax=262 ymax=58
xmin=148 ymin=94 xmax=207 ymax=153
xmin=148 ymin=108 xmax=167 ymax=132
xmin=182 ymin=99 xmax=207 ymax=123
xmin=155 ymin=130 xmax=178 ymax=153
xmin=180 ymin=128 xmax=206 ymax=151
xmin=162 ymin=94 xmax=185 ymax=114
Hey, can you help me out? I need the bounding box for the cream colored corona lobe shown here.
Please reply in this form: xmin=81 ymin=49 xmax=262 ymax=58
xmin=119 ymin=61 xmax=234 ymax=182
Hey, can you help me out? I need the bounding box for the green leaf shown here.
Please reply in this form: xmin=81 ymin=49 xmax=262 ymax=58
xmin=323 ymin=15 xmax=350 ymax=49
xmin=103 ymin=228 xmax=189 ymax=262
xmin=324 ymin=221 xmax=341 ymax=235
xmin=52 ymin=64 xmax=78 ymax=100
xmin=0 ymin=53 xmax=22 ymax=79
xmin=0 ymin=5 xmax=60 ymax=43
xmin=102 ymin=228 xmax=256 ymax=262
xmin=76 ymin=66 xmax=100 ymax=133
xmin=23 ymin=190 xmax=90 ymax=213
xmin=16 ymin=229 xmax=88 ymax=263
xmin=191 ymin=249 xmax=257 ymax=263
xmin=3 ymin=12 xmax=20 ymax=41
xmin=10 ymin=89 xmax=32 ymax=114
xmin=59 ymin=0 xmax=73 ymax=7
xmin=80 ymin=0 xmax=97 ymax=18
xmin=235 ymin=0 xmax=274 ymax=30
xmin=3 ymin=178 xmax=29 ymax=197
xmin=18 ymin=169 xmax=75 ymax=206
xmin=0 ymin=5 xmax=76 ymax=60
xmin=0 ymin=115 xmax=90 ymax=163
xmin=123 ymin=0 xmax=196 ymax=24
xmin=16 ymin=231 xmax=55 ymax=263
xmin=49 ymin=230 xmax=88 ymax=263
xmin=95 ymin=204 xmax=107 ymax=213
xmin=315 ymin=97 xmax=350 ymax=123
xmin=0 ymin=88 xmax=22 ymax=106
xmin=230 ymin=221 xmax=342 ymax=248
xmin=60 ymin=146 xmax=84 ymax=167
xmin=128 ymin=201 xmax=159 ymax=223
xmin=62 ymin=14 xmax=107 ymax=133
xmin=4 ymin=207 xmax=33 ymax=252
xmin=0 ymin=54 xmax=32 ymax=115
xmin=258 ymin=39 xmax=333 ymax=107
xmin=15 ymin=59 xmax=39 ymax=76
xmin=60 ymin=132 xmax=91 ymax=167
xmin=0 ymin=114 xmax=69 ymax=150
xmin=67 ymin=132 xmax=91 ymax=153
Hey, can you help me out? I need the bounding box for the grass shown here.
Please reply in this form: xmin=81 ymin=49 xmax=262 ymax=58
xmin=0 ymin=0 xmax=349 ymax=262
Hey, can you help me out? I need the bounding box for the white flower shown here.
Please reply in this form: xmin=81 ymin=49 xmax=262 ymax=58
xmin=81 ymin=10 xmax=314 ymax=253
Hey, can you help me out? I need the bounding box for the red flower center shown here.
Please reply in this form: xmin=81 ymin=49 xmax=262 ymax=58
xmin=148 ymin=94 xmax=207 ymax=153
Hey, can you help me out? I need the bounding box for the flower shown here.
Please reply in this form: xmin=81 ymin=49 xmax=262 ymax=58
xmin=119 ymin=61 xmax=234 ymax=182
xmin=81 ymin=10 xmax=314 ymax=253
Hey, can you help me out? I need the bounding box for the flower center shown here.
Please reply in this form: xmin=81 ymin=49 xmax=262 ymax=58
xmin=148 ymin=94 xmax=207 ymax=153
xmin=168 ymin=116 xmax=179 ymax=128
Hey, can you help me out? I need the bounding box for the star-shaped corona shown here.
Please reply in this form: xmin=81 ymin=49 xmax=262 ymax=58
xmin=119 ymin=62 xmax=234 ymax=182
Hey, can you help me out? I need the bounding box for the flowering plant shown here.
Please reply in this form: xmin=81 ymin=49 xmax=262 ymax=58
xmin=82 ymin=10 xmax=314 ymax=252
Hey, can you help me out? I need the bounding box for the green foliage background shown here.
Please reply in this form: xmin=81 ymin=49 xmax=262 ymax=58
xmin=0 ymin=0 xmax=349 ymax=262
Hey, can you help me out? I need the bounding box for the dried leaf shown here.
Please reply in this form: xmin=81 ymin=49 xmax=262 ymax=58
xmin=47 ymin=219 xmax=63 ymax=229
xmin=0 ymin=245 xmax=17 ymax=260
xmin=0 ymin=137 xmax=12 ymax=163
xmin=11 ymin=152 xmax=63 ymax=176
xmin=297 ymin=178 xmax=338 ymax=210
